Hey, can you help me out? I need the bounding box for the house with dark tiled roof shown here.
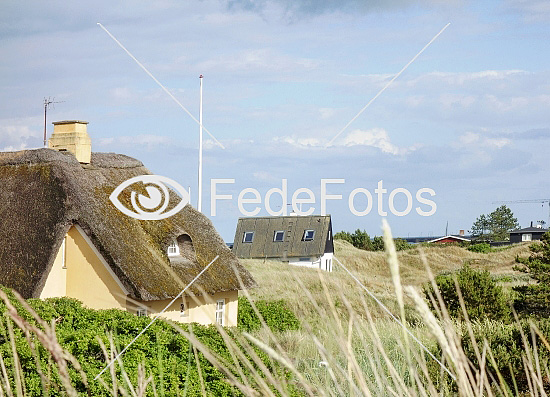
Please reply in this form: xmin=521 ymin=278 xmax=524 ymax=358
xmin=232 ymin=215 xmax=334 ymax=271
xmin=510 ymin=223 xmax=549 ymax=243
xmin=0 ymin=120 xmax=256 ymax=326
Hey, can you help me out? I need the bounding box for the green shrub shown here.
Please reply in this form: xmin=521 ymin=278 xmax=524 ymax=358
xmin=393 ymin=238 xmax=412 ymax=251
xmin=424 ymin=264 xmax=511 ymax=322
xmin=335 ymin=230 xmax=411 ymax=252
xmin=238 ymin=297 xmax=300 ymax=333
xmin=333 ymin=231 xmax=353 ymax=244
xmin=372 ymin=236 xmax=384 ymax=251
xmin=0 ymin=292 xmax=298 ymax=396
xmin=429 ymin=318 xmax=550 ymax=392
xmin=334 ymin=229 xmax=372 ymax=250
xmin=467 ymin=243 xmax=492 ymax=253
xmin=514 ymin=231 xmax=550 ymax=317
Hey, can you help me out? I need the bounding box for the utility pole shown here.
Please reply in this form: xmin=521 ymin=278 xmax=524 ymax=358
xmin=198 ymin=75 xmax=203 ymax=212
xmin=43 ymin=97 xmax=64 ymax=147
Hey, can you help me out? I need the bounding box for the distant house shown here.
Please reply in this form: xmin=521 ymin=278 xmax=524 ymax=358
xmin=232 ymin=215 xmax=334 ymax=271
xmin=0 ymin=120 xmax=256 ymax=326
xmin=510 ymin=225 xmax=549 ymax=243
xmin=426 ymin=235 xmax=470 ymax=244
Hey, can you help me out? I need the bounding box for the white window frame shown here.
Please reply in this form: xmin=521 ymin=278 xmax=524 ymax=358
xmin=522 ymin=233 xmax=532 ymax=242
xmin=61 ymin=237 xmax=67 ymax=269
xmin=303 ymin=229 xmax=315 ymax=241
xmin=243 ymin=231 xmax=254 ymax=243
xmin=215 ymin=299 xmax=225 ymax=326
xmin=273 ymin=230 xmax=285 ymax=242
xmin=168 ymin=239 xmax=179 ymax=256
xmin=136 ymin=308 xmax=148 ymax=317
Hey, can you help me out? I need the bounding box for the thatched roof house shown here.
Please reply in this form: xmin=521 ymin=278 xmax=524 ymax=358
xmin=0 ymin=121 xmax=255 ymax=324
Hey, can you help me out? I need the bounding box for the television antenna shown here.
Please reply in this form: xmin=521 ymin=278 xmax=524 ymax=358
xmin=493 ymin=199 xmax=550 ymax=226
xmin=43 ymin=97 xmax=64 ymax=147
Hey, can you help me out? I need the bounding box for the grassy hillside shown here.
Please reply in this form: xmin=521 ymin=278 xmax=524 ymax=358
xmin=242 ymin=239 xmax=532 ymax=325
xmin=0 ymin=238 xmax=545 ymax=396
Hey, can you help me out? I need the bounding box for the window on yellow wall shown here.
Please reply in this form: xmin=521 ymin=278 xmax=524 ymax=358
xmin=137 ymin=308 xmax=148 ymax=317
xmin=180 ymin=301 xmax=188 ymax=317
xmin=215 ymin=299 xmax=225 ymax=325
xmin=61 ymin=237 xmax=67 ymax=269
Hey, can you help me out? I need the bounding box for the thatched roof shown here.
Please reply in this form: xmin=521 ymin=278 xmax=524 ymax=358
xmin=0 ymin=148 xmax=256 ymax=301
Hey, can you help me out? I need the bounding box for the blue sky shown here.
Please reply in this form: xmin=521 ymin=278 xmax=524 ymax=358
xmin=1 ymin=0 xmax=549 ymax=241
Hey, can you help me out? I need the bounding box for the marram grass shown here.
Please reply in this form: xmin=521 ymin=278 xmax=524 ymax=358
xmin=0 ymin=225 xmax=547 ymax=396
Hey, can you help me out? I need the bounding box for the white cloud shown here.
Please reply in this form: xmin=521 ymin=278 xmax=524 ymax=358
xmin=272 ymin=136 xmax=322 ymax=147
xmin=203 ymin=138 xmax=255 ymax=150
xmin=505 ymin=0 xmax=550 ymax=22
xmin=98 ymin=134 xmax=172 ymax=148
xmin=224 ymin=0 xmax=462 ymax=19
xmin=342 ymin=128 xmax=415 ymax=155
xmin=318 ymin=107 xmax=336 ymax=119
xmin=339 ymin=69 xmax=550 ymax=129
xmin=457 ymin=131 xmax=511 ymax=149
xmin=252 ymin=171 xmax=281 ymax=183
xmin=459 ymin=132 xmax=480 ymax=145
xmin=0 ymin=117 xmax=42 ymax=151
xmin=196 ymin=48 xmax=319 ymax=75
xmin=270 ymin=127 xmax=419 ymax=155
xmin=411 ymin=70 xmax=528 ymax=86
xmin=485 ymin=138 xmax=511 ymax=149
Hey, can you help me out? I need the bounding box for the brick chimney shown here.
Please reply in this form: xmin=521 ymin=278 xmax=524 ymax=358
xmin=48 ymin=120 xmax=91 ymax=164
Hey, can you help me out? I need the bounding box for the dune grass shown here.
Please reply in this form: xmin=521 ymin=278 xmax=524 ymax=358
xmin=0 ymin=233 xmax=546 ymax=395
xmin=241 ymin=239 xmax=531 ymax=326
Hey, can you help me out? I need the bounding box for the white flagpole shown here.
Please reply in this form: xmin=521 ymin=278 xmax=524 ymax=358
xmin=198 ymin=75 xmax=203 ymax=212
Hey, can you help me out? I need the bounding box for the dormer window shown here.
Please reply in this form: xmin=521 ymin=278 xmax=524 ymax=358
xmin=167 ymin=239 xmax=179 ymax=256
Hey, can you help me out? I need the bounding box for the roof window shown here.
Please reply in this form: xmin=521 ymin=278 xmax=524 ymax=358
xmin=303 ymin=230 xmax=315 ymax=241
xmin=273 ymin=231 xmax=285 ymax=242
xmin=243 ymin=231 xmax=254 ymax=243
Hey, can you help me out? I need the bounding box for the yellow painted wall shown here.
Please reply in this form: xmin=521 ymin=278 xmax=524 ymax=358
xmin=132 ymin=290 xmax=239 ymax=327
xmin=39 ymin=225 xmax=240 ymax=326
xmin=65 ymin=226 xmax=127 ymax=309
xmin=39 ymin=238 xmax=67 ymax=299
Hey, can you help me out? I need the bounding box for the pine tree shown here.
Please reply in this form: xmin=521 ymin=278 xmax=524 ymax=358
xmin=470 ymin=205 xmax=519 ymax=241
xmin=514 ymin=231 xmax=550 ymax=316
